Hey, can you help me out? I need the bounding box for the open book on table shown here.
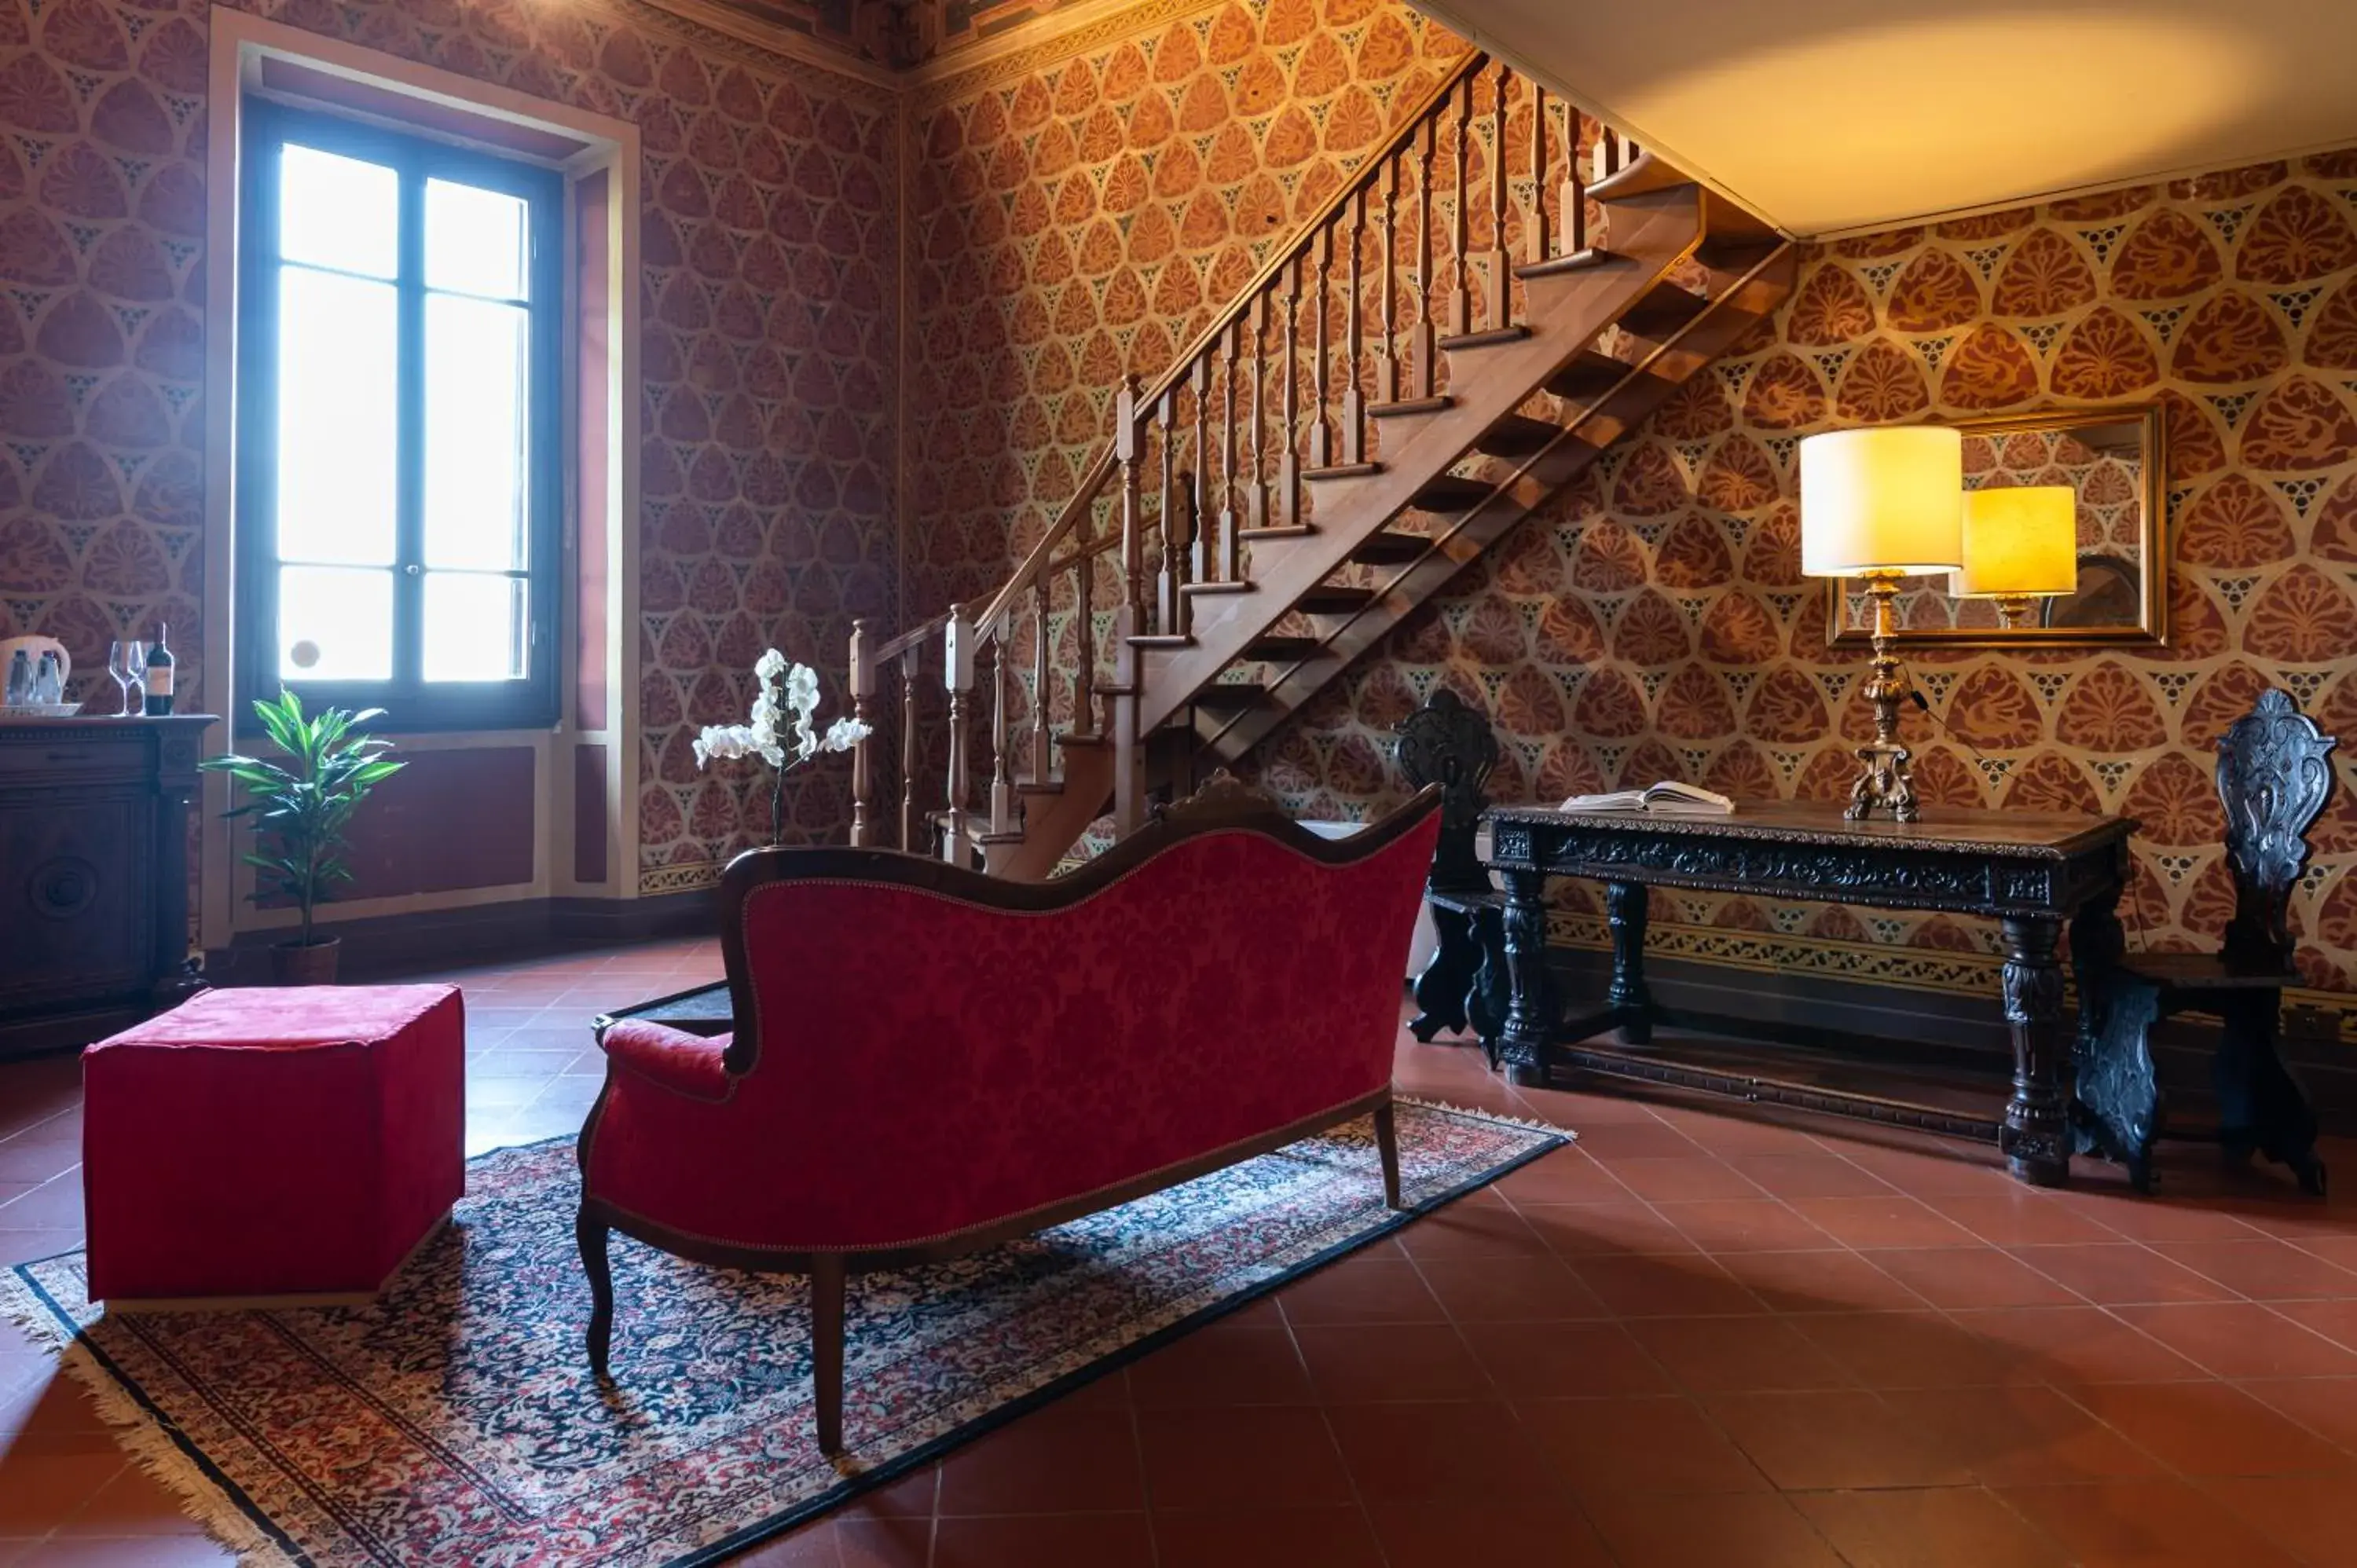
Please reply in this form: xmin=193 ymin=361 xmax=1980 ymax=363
xmin=1557 ymin=780 xmax=1736 ymax=815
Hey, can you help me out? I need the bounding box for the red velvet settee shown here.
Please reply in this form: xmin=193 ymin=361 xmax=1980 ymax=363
xmin=576 ymin=775 xmax=1442 ymax=1452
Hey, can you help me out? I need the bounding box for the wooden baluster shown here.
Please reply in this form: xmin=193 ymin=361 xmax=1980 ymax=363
xmin=1248 ymin=295 xmax=1272 ymax=532
xmin=1379 ymin=157 xmax=1401 ymax=404
xmin=1596 ymin=126 xmax=1619 ymax=184
xmin=988 ymin=613 xmax=1014 ymax=837
xmin=1486 ymin=64 xmax=1511 ymax=330
xmin=941 ymin=603 xmax=973 ymax=865
xmin=1216 ymin=322 xmax=1241 ymax=581
xmin=1280 ymin=255 xmax=1303 ymax=527
xmin=1563 ymin=101 xmax=1587 ymax=257
xmin=1527 ymin=80 xmax=1552 ymax=266
xmin=848 ymin=618 xmax=874 ymax=846
xmin=898 ymin=643 xmax=919 ymax=851
xmin=1029 ymin=584 xmax=1050 ymax=787
xmin=1342 ymin=185 xmax=1366 ymax=465
xmin=1116 ymin=375 xmax=1146 ymax=620
xmin=1155 ymin=386 xmax=1179 ymax=632
xmin=1307 ymin=222 xmax=1332 ymax=470
xmin=1450 ymin=72 xmax=1472 ymax=338
xmin=1073 ymin=540 xmax=1096 ymax=739
xmin=1410 ymin=117 xmax=1436 ymax=398
xmin=1190 ymin=355 xmax=1214 ymax=585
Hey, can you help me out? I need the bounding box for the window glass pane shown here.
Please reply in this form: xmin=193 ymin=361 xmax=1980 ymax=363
xmin=280 ymin=566 xmax=394 ymax=680
xmin=426 ymin=178 xmax=528 ymax=300
xmin=423 ymin=294 xmax=529 ymax=571
xmin=278 ymin=144 xmax=397 ymax=279
xmin=423 ymin=572 xmax=526 ymax=681
xmin=275 ymin=266 xmax=398 ymax=566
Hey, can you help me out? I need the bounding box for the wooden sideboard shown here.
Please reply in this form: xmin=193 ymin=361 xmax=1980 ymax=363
xmin=0 ymin=716 xmax=214 ymax=1058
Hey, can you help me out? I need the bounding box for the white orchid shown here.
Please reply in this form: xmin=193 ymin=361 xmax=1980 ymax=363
xmin=694 ymin=649 xmax=867 ymax=843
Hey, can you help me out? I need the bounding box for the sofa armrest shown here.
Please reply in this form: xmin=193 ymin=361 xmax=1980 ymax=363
xmin=599 ymin=1018 xmax=735 ymax=1104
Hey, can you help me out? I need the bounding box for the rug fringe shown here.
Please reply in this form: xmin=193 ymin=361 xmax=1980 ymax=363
xmin=0 ymin=1270 xmax=297 ymax=1567
xmin=1397 ymin=1094 xmax=1577 ymax=1141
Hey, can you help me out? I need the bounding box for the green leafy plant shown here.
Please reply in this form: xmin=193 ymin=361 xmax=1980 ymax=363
xmin=200 ymin=691 xmax=405 ymax=947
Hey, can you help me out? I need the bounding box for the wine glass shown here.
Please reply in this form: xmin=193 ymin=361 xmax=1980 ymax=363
xmin=108 ymin=639 xmax=145 ymax=717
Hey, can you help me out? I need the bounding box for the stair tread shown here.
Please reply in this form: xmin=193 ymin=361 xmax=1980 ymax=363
xmin=1476 ymin=414 xmax=1563 ymax=456
xmin=1589 ymin=150 xmax=1693 ymax=203
xmin=1237 ymin=524 xmax=1314 ymax=540
xmin=1516 ymin=247 xmax=1618 ymax=280
xmin=1241 ymin=635 xmax=1322 ymax=661
xmin=1549 ymin=349 xmax=1635 ymax=401
xmin=1191 ymin=683 xmax=1271 ymax=706
xmin=1412 ymin=474 xmax=1493 ymax=512
xmin=1368 ymin=396 xmax=1453 ymax=419
xmin=1014 ymin=779 xmax=1065 ymax=795
xmin=1303 ymin=461 xmax=1382 ymax=482
xmin=1618 ymin=277 xmax=1710 ymax=336
xmin=1126 ymin=633 xmax=1193 ymax=649
xmin=1298 ymin=585 xmax=1376 ymax=614
xmin=1439 ymin=324 xmax=1531 ymax=351
xmin=1178 ymin=579 xmax=1255 ymax=595
xmin=1696 ymin=235 xmax=1786 ymax=272
xmin=1350 ymin=529 xmax=1431 ymax=566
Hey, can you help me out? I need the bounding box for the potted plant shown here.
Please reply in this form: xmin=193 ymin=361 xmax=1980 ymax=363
xmin=202 ymin=691 xmax=405 ymax=984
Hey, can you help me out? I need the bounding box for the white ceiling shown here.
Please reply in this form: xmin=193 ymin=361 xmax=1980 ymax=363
xmin=1416 ymin=0 xmax=2357 ymax=236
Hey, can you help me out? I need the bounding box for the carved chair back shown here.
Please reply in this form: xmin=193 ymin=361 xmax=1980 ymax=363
xmin=1394 ymin=687 xmax=1499 ymax=896
xmin=2214 ymin=687 xmax=2337 ymax=971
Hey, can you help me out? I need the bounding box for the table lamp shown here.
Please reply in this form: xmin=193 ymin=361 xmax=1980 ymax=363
xmin=1799 ymin=425 xmax=1963 ymax=823
xmin=1952 ymin=485 xmax=2078 ymax=629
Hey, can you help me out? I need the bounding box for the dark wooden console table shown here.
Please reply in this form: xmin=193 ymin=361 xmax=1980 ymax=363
xmin=1483 ymin=800 xmax=2136 ymax=1187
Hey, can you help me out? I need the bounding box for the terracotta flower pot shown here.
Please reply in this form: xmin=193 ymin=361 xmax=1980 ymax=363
xmin=271 ymin=936 xmax=341 ymax=986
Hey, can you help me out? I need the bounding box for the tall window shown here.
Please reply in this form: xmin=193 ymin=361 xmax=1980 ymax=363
xmin=237 ymin=101 xmax=562 ymax=730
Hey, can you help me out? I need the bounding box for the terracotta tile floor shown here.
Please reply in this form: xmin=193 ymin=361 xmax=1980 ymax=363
xmin=4 ymin=939 xmax=2357 ymax=1566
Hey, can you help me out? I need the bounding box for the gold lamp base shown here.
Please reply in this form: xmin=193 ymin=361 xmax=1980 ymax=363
xmin=1846 ymin=572 xmax=1919 ymax=824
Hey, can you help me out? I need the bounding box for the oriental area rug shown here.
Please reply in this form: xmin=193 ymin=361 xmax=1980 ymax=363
xmin=3 ymin=1100 xmax=1563 ymax=1568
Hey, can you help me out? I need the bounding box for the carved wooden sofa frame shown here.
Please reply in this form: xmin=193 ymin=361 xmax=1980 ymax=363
xmin=574 ymin=774 xmax=1442 ymax=1453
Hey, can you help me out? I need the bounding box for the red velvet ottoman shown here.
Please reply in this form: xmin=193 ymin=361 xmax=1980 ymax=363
xmin=82 ymin=985 xmax=465 ymax=1306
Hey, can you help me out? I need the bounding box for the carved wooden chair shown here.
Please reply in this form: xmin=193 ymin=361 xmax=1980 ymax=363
xmin=2074 ymin=688 xmax=2337 ymax=1195
xmin=1394 ymin=689 xmax=1511 ymax=1065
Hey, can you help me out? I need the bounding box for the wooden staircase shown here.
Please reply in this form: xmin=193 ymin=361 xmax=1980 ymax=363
xmin=847 ymin=53 xmax=1797 ymax=877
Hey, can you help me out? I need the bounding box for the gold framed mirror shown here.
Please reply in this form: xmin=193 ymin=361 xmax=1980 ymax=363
xmin=1825 ymin=403 xmax=2168 ymax=649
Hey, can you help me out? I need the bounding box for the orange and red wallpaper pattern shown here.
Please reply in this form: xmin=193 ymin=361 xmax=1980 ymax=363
xmin=899 ymin=0 xmax=1471 ymax=625
xmin=0 ymin=0 xmax=900 ymax=896
xmin=1252 ymin=156 xmax=2357 ymax=995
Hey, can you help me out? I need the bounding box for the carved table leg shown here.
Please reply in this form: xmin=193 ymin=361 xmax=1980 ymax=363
xmin=2069 ymin=887 xmax=2124 ymax=1063
xmin=1465 ymin=907 xmax=1511 ymax=1071
xmin=1408 ymin=903 xmax=1478 ymax=1044
xmin=1498 ymin=869 xmax=1560 ymax=1086
xmin=1605 ymin=880 xmax=1653 ymax=1046
xmin=2000 ymin=914 xmax=2071 ymax=1187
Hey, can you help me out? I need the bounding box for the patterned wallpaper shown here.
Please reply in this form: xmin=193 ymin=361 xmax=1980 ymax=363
xmin=899 ymin=0 xmax=1473 ymax=628
xmin=0 ymin=0 xmax=900 ymax=900
xmin=1249 ymin=155 xmax=2357 ymax=997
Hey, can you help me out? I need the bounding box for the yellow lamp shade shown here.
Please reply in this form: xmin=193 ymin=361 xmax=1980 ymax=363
xmin=1798 ymin=425 xmax=1964 ymax=577
xmin=1951 ymin=485 xmax=2079 ymax=599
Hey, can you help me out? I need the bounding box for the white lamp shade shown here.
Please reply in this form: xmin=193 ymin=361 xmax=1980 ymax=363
xmin=1951 ymin=485 xmax=2079 ymax=599
xmin=1798 ymin=425 xmax=1964 ymax=577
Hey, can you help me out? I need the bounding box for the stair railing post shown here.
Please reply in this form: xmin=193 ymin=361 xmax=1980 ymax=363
xmin=1216 ymin=323 xmax=1241 ymax=582
xmin=1410 ymin=117 xmax=1436 ymax=399
xmin=1307 ymin=221 xmax=1332 ymax=470
xmin=1486 ymin=64 xmax=1512 ymax=331
xmin=988 ymin=610 xmax=1014 ymax=837
xmin=1111 ymin=606 xmax=1143 ymax=841
xmin=1248 ymin=295 xmax=1271 ymax=533
xmin=848 ymin=618 xmax=874 ymax=847
xmin=1154 ymin=385 xmax=1180 ymax=633
xmin=1028 ymin=583 xmax=1050 ymax=787
xmin=1450 ymin=71 xmax=1472 ymax=338
xmin=1527 ymin=80 xmax=1552 ymax=266
xmin=1073 ymin=529 xmax=1097 ymax=740
xmin=941 ymin=603 xmax=973 ymax=865
xmin=1280 ymin=255 xmax=1303 ymax=528
xmin=898 ymin=643 xmax=920 ymax=851
xmin=1563 ymin=101 xmax=1588 ymax=257
xmin=1379 ymin=157 xmax=1401 ymax=405
xmin=1341 ymin=184 xmax=1366 ymax=465
xmin=1116 ymin=375 xmax=1147 ymax=623
xmin=1188 ymin=356 xmax=1211 ymax=591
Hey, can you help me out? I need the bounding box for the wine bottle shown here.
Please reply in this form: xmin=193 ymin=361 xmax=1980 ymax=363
xmin=143 ymin=623 xmax=174 ymax=716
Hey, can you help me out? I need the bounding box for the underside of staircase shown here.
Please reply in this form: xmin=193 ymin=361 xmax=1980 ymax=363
xmin=849 ymin=54 xmax=1798 ymax=878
